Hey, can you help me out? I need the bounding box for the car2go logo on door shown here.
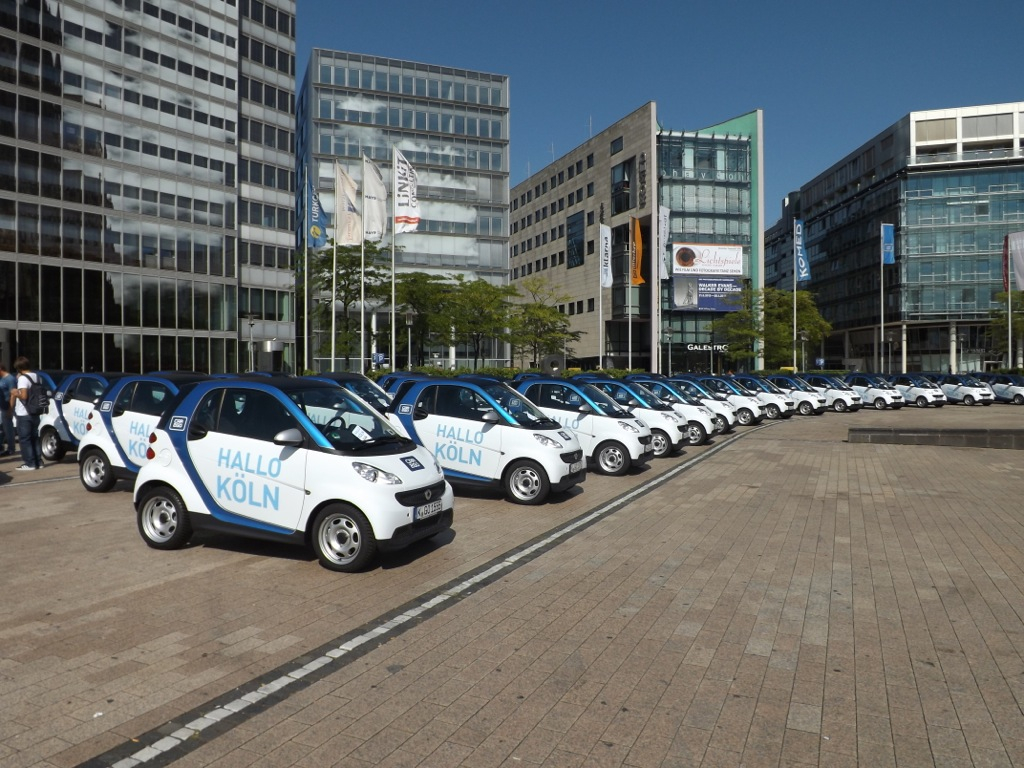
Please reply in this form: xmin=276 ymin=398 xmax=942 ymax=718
xmin=132 ymin=378 xmax=454 ymax=572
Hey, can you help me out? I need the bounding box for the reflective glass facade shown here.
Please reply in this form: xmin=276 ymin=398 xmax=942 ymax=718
xmin=766 ymin=102 xmax=1024 ymax=372
xmin=0 ymin=0 xmax=296 ymax=373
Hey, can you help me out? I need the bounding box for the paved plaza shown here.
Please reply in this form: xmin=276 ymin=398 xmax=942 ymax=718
xmin=2 ymin=404 xmax=1023 ymax=767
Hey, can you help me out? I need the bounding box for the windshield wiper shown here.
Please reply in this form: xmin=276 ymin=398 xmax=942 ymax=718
xmin=346 ymin=435 xmax=411 ymax=450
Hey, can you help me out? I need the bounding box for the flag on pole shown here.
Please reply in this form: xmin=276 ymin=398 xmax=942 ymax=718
xmin=393 ymin=149 xmax=420 ymax=233
xmin=307 ymin=177 xmax=330 ymax=248
xmin=362 ymin=155 xmax=388 ymax=242
xmin=1009 ymin=231 xmax=1024 ymax=290
xmin=881 ymin=223 xmax=895 ymax=265
xmin=630 ymin=217 xmax=645 ymax=285
xmin=794 ymin=218 xmax=811 ymax=282
xmin=658 ymin=205 xmax=670 ymax=281
xmin=333 ymin=163 xmax=361 ymax=246
xmin=599 ymin=225 xmax=612 ymax=288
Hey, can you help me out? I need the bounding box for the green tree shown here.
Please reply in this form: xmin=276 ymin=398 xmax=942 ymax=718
xmin=509 ymin=276 xmax=581 ymax=367
xmin=438 ymin=275 xmax=518 ymax=370
xmin=307 ymin=239 xmax=390 ymax=370
xmin=717 ymin=287 xmax=832 ymax=369
xmin=395 ymin=271 xmax=451 ymax=367
xmin=988 ymin=290 xmax=1024 ymax=367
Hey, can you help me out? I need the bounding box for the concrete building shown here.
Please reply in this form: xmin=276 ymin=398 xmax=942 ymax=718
xmin=0 ymin=0 xmax=298 ymax=373
xmin=295 ymin=50 xmax=509 ymax=371
xmin=510 ymin=103 xmax=764 ymax=372
xmin=766 ymin=101 xmax=1024 ymax=373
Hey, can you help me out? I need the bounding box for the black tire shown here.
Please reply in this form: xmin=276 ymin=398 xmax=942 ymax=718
xmin=80 ymin=448 xmax=116 ymax=493
xmin=687 ymin=421 xmax=708 ymax=446
xmin=916 ymin=396 xmax=929 ymax=408
xmin=503 ymin=459 xmax=550 ymax=505
xmin=137 ymin=485 xmax=193 ymax=550
xmin=873 ymin=397 xmax=887 ymax=410
xmin=764 ymin=403 xmax=781 ymax=420
xmin=713 ymin=415 xmax=732 ymax=433
xmin=1014 ymin=394 xmax=1024 ymax=405
xmin=798 ymin=401 xmax=813 ymax=416
xmin=649 ymin=429 xmax=672 ymax=458
xmin=40 ymin=426 xmax=66 ymax=461
xmin=311 ymin=503 xmax=377 ymax=572
xmin=736 ymin=408 xmax=754 ymax=426
xmin=935 ymin=403 xmax=945 ymax=408
xmin=981 ymin=401 xmax=991 ymax=406
xmin=833 ymin=399 xmax=848 ymax=413
xmin=963 ymin=394 xmax=975 ymax=406
xmin=594 ymin=440 xmax=630 ymax=476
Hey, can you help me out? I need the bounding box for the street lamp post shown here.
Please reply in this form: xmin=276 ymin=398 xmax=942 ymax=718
xmin=662 ymin=322 xmax=673 ymax=376
xmin=958 ymin=333 xmax=967 ymax=373
xmin=798 ymin=330 xmax=809 ymax=372
xmin=885 ymin=329 xmax=894 ymax=375
xmin=406 ymin=311 xmax=414 ymax=371
xmin=244 ymin=313 xmax=257 ymax=372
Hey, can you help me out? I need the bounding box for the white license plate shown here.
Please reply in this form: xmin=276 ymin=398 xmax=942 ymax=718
xmin=414 ymin=499 xmax=443 ymax=520
xmin=569 ymin=460 xmax=583 ymax=473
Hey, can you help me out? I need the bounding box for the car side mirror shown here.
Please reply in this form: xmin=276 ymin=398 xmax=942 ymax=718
xmin=187 ymin=423 xmax=209 ymax=440
xmin=481 ymin=409 xmax=500 ymax=423
xmin=273 ymin=428 xmax=304 ymax=447
xmin=413 ymin=406 xmax=428 ymax=420
xmin=577 ymin=403 xmax=593 ymax=414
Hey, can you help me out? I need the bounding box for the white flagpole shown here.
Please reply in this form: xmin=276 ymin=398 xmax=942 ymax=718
xmin=331 ymin=163 xmax=338 ymax=372
xmin=879 ymin=223 xmax=885 ymax=373
xmin=793 ymin=220 xmax=798 ymax=370
xmin=598 ymin=266 xmax=603 ymax=370
xmin=303 ymin=164 xmax=310 ymax=373
xmin=628 ymin=218 xmax=633 ymax=370
xmin=390 ymin=146 xmax=397 ymax=371
xmin=360 ymin=172 xmax=366 ymax=375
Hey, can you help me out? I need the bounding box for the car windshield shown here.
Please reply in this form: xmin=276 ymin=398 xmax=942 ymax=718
xmin=342 ymin=378 xmax=392 ymax=411
xmin=755 ymin=378 xmax=786 ymax=395
xmin=785 ymin=378 xmax=814 ymax=393
xmin=649 ymin=381 xmax=699 ymax=406
xmin=628 ymin=383 xmax=676 ymax=411
xmin=475 ymin=381 xmax=559 ymax=427
xmin=863 ymin=375 xmax=895 ymax=389
xmin=288 ymin=386 xmax=407 ymax=450
xmin=572 ymin=383 xmax=631 ymax=418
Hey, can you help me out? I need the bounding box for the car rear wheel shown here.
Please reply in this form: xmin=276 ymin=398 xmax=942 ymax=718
xmin=873 ymin=397 xmax=887 ymax=410
xmin=764 ymin=403 xmax=781 ymax=419
xmin=736 ymin=408 xmax=754 ymax=426
xmin=504 ymin=460 xmax=550 ymax=505
xmin=80 ymin=449 xmax=116 ymax=493
xmin=687 ymin=421 xmax=708 ymax=446
xmin=40 ymin=426 xmax=66 ymax=461
xmin=963 ymin=394 xmax=975 ymax=406
xmin=137 ymin=485 xmax=193 ymax=550
xmin=311 ymin=503 xmax=377 ymax=572
xmin=1014 ymin=393 xmax=1024 ymax=405
xmin=798 ymin=401 xmax=814 ymax=416
xmin=594 ymin=440 xmax=630 ymax=476
xmin=833 ymin=399 xmax=848 ymax=413
xmin=916 ymin=396 xmax=929 ymax=408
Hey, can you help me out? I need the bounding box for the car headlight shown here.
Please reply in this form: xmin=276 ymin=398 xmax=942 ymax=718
xmin=352 ymin=462 xmax=402 ymax=485
xmin=662 ymin=413 xmax=679 ymax=423
xmin=533 ymin=433 xmax=563 ymax=449
xmin=617 ymin=420 xmax=640 ymax=433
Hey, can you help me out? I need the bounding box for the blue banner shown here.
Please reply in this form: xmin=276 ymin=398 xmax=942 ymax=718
xmin=307 ymin=177 xmax=329 ymax=249
xmin=881 ymin=223 xmax=895 ymax=265
xmin=794 ymin=219 xmax=810 ymax=282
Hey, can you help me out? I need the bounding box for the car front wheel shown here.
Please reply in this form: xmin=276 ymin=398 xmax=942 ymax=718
xmin=798 ymin=401 xmax=814 ymax=416
xmin=687 ymin=422 xmax=708 ymax=446
xmin=916 ymin=396 xmax=929 ymax=408
xmin=80 ymin=449 xmax=116 ymax=492
xmin=764 ymin=403 xmax=781 ymax=419
xmin=963 ymin=394 xmax=975 ymax=406
xmin=873 ymin=397 xmax=887 ymax=410
xmin=504 ymin=460 xmax=550 ymax=505
xmin=1014 ymin=393 xmax=1024 ymax=405
xmin=736 ymin=408 xmax=754 ymax=426
xmin=833 ymin=399 xmax=848 ymax=413
xmin=594 ymin=440 xmax=630 ymax=476
xmin=311 ymin=503 xmax=377 ymax=572
xmin=649 ymin=429 xmax=672 ymax=458
xmin=137 ymin=485 xmax=193 ymax=550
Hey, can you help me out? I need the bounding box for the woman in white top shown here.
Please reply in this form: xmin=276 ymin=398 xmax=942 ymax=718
xmin=10 ymin=356 xmax=43 ymax=470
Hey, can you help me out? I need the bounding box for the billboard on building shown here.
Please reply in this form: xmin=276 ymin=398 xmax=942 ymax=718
xmin=672 ymin=277 xmax=744 ymax=311
xmin=671 ymin=243 xmax=744 ymax=276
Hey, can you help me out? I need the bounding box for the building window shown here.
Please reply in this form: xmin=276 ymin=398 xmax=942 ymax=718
xmin=611 ymin=137 xmax=623 ymax=155
xmin=566 ymin=211 xmax=584 ymax=269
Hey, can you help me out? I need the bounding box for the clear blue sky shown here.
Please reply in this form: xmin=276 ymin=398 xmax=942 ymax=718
xmin=297 ymin=0 xmax=1022 ymax=225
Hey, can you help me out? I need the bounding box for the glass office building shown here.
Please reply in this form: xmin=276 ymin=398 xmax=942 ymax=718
xmin=296 ymin=49 xmax=509 ymax=370
xmin=510 ymin=104 xmax=764 ymax=372
xmin=766 ymin=102 xmax=1024 ymax=372
xmin=0 ymin=0 xmax=297 ymax=373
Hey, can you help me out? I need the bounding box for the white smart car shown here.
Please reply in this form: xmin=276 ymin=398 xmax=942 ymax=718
xmin=133 ymin=378 xmax=454 ymax=572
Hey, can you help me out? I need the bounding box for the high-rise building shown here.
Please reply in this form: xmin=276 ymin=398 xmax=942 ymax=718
xmin=0 ymin=0 xmax=297 ymax=373
xmin=296 ymin=49 xmax=510 ymax=371
xmin=510 ymin=103 xmax=764 ymax=373
xmin=766 ymin=101 xmax=1024 ymax=373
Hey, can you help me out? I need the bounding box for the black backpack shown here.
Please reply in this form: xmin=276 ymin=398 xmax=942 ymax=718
xmin=25 ymin=373 xmax=51 ymax=416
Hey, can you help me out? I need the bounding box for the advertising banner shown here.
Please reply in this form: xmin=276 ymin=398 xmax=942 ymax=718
xmin=672 ymin=276 xmax=743 ymax=311
xmin=671 ymin=243 xmax=743 ymax=276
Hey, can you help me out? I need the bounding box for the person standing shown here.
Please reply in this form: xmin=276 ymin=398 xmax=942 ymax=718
xmin=10 ymin=356 xmax=43 ymax=470
xmin=0 ymin=362 xmax=14 ymax=455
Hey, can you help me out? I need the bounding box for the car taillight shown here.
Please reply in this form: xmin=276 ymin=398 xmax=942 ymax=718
xmin=146 ymin=432 xmax=157 ymax=460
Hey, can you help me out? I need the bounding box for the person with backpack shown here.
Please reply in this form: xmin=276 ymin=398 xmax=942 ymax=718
xmin=10 ymin=356 xmax=43 ymax=471
xmin=0 ymin=362 xmax=15 ymax=456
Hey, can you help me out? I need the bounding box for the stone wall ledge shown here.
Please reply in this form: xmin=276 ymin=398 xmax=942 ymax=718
xmin=848 ymin=428 xmax=1024 ymax=450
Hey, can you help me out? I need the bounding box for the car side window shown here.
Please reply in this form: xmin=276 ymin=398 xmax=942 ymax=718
xmin=434 ymin=386 xmax=490 ymax=421
xmin=115 ymin=382 xmax=135 ymax=412
xmin=221 ymin=389 xmax=297 ymax=442
xmin=132 ymin=381 xmax=172 ymax=416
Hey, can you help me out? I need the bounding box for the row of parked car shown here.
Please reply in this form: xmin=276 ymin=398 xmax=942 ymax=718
xmin=22 ymin=366 xmax=1021 ymax=573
